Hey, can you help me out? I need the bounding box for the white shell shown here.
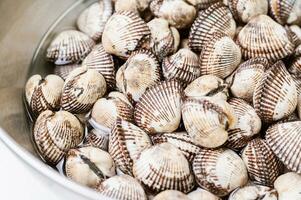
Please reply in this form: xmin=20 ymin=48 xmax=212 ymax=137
xmin=229 ymin=185 xmax=277 ymax=200
xmin=84 ymin=129 xmax=109 ymax=151
xmin=153 ymin=190 xmax=190 ymax=200
xmin=187 ymin=188 xmax=221 ymax=200
xmin=274 ymin=172 xmax=301 ymax=200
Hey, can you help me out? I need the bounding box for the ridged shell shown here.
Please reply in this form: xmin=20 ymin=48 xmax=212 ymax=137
xmin=54 ymin=63 xmax=81 ymax=80
xmin=241 ymin=138 xmax=283 ymax=186
xmin=152 ymin=131 xmax=201 ymax=162
xmin=33 ymin=110 xmax=84 ymax=165
xmin=107 ymin=91 xmax=133 ymax=108
xmin=186 ymin=0 xmax=222 ymax=10
xmin=253 ymin=61 xmax=297 ymax=123
xmin=46 ymin=30 xmax=95 ymax=65
xmin=116 ymin=49 xmax=161 ymax=102
xmin=226 ymin=98 xmax=262 ymax=149
xmin=134 ymin=80 xmax=183 ymax=134
xmin=97 ymin=174 xmax=147 ymax=200
xmin=265 ymin=121 xmax=301 ymax=173
xmin=77 ymin=0 xmax=113 ymax=41
xmin=64 ymin=146 xmax=116 ymax=188
xmin=188 ymin=188 xmax=221 ymax=200
xmin=236 ymin=15 xmax=295 ymax=62
xmin=199 ymin=32 xmax=241 ymax=79
xmin=298 ymin=95 xmax=301 ymax=119
xmin=82 ymin=44 xmax=115 ymax=89
xmin=296 ymin=44 xmax=301 ymax=56
xmin=288 ymin=56 xmax=301 ymax=76
xmin=109 ymin=118 xmax=152 ymax=175
xmin=61 ymin=68 xmax=107 ymax=114
xmin=192 ymin=148 xmax=248 ymax=197
xmin=287 ymin=25 xmax=301 ymax=46
xmin=133 ymin=143 xmax=194 ymax=193
xmin=25 ymin=74 xmax=64 ymax=117
xmin=291 ymin=74 xmax=301 ymax=95
xmin=153 ymin=190 xmax=190 ymax=200
xmin=163 ymin=48 xmax=201 ymax=85
xmin=182 ymin=97 xmax=237 ymax=148
xmin=274 ymin=172 xmax=301 ymax=200
xmin=269 ymin=0 xmax=301 ymax=25
xmin=229 ymin=185 xmax=277 ymax=200
xmin=102 ymin=11 xmax=151 ymax=58
xmin=84 ymin=129 xmax=109 ymax=151
xmin=188 ymin=2 xmax=236 ymax=52
xmin=229 ymin=57 xmax=268 ymax=102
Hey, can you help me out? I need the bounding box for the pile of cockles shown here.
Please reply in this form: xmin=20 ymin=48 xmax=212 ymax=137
xmin=24 ymin=0 xmax=301 ymax=199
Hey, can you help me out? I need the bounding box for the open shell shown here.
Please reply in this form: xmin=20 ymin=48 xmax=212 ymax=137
xmin=153 ymin=190 xmax=190 ymax=200
xmin=269 ymin=0 xmax=301 ymax=25
xmin=54 ymin=63 xmax=81 ymax=80
xmin=84 ymin=129 xmax=109 ymax=151
xmin=188 ymin=188 xmax=221 ymax=200
xmin=274 ymin=172 xmax=301 ymax=200
xmin=229 ymin=185 xmax=277 ymax=200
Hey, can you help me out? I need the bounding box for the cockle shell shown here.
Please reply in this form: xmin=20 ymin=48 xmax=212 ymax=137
xmin=236 ymin=15 xmax=295 ymax=62
xmin=109 ymin=118 xmax=152 ymax=175
xmin=253 ymin=61 xmax=297 ymax=123
xmin=153 ymin=190 xmax=190 ymax=200
xmin=241 ymin=138 xmax=283 ymax=186
xmin=116 ymin=49 xmax=161 ymax=102
xmin=287 ymin=25 xmax=301 ymax=46
xmin=298 ymin=95 xmax=301 ymax=119
xmin=115 ymin=0 xmax=152 ymax=13
xmin=147 ymin=18 xmax=180 ymax=60
xmin=187 ymin=188 xmax=221 ymax=200
xmin=46 ymin=30 xmax=95 ymax=65
xmin=192 ymin=148 xmax=248 ymax=197
xmin=82 ymin=44 xmax=115 ymax=89
xmin=134 ymin=80 xmax=183 ymax=134
xmin=289 ymin=56 xmax=301 ymax=77
xmin=33 ymin=110 xmax=84 ymax=165
xmin=182 ymin=97 xmax=237 ymax=148
xmin=107 ymin=91 xmax=133 ymax=108
xmin=292 ymin=74 xmax=301 ymax=95
xmin=25 ymin=74 xmax=64 ymax=117
xmin=199 ymin=32 xmax=241 ymax=79
xmin=188 ymin=2 xmax=236 ymax=52
xmin=150 ymin=0 xmax=196 ymax=29
xmin=229 ymin=185 xmax=277 ymax=200
xmin=77 ymin=0 xmax=113 ymax=41
xmin=61 ymin=67 xmax=107 ymax=114
xmin=64 ymin=146 xmax=116 ymax=188
xmin=226 ymin=98 xmax=261 ymax=149
xmin=97 ymin=174 xmax=147 ymax=200
xmin=54 ymin=63 xmax=81 ymax=80
xmin=229 ymin=57 xmax=268 ymax=102
xmin=269 ymin=0 xmax=301 ymax=25
xmin=265 ymin=121 xmax=301 ymax=173
xmin=186 ymin=0 xmax=222 ymax=10
xmin=133 ymin=143 xmax=194 ymax=193
xmin=151 ymin=131 xmax=201 ymax=162
xmin=102 ymin=11 xmax=151 ymax=58
xmin=162 ymin=48 xmax=200 ymax=85
xmin=84 ymin=129 xmax=109 ymax=151
xmin=274 ymin=172 xmax=301 ymax=200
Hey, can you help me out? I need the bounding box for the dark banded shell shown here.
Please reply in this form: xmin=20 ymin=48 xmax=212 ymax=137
xmin=33 ymin=110 xmax=84 ymax=165
xmin=266 ymin=121 xmax=301 ymax=173
xmin=229 ymin=185 xmax=277 ymax=200
xmin=186 ymin=0 xmax=222 ymax=10
xmin=54 ymin=63 xmax=81 ymax=80
xmin=134 ymin=80 xmax=183 ymax=134
xmin=46 ymin=30 xmax=95 ymax=65
xmin=153 ymin=190 xmax=190 ymax=200
xmin=84 ymin=129 xmax=109 ymax=151
xmin=287 ymin=25 xmax=301 ymax=46
xmin=269 ymin=0 xmax=301 ymax=25
xmin=188 ymin=2 xmax=236 ymax=52
xmin=107 ymin=91 xmax=133 ymax=108
xmin=288 ymin=56 xmax=301 ymax=77
xmin=292 ymin=74 xmax=301 ymax=97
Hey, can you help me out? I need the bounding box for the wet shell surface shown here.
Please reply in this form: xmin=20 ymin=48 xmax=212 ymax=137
xmin=64 ymin=146 xmax=116 ymax=188
xmin=134 ymin=80 xmax=183 ymax=134
xmin=187 ymin=187 xmax=221 ymax=200
xmin=77 ymin=0 xmax=113 ymax=41
xmin=82 ymin=44 xmax=115 ymax=89
xmin=46 ymin=30 xmax=95 ymax=65
xmin=188 ymin=2 xmax=236 ymax=52
xmin=253 ymin=61 xmax=297 ymax=123
xmin=133 ymin=143 xmax=194 ymax=193
xmin=84 ymin=129 xmax=109 ymax=151
xmin=236 ymin=15 xmax=295 ymax=62
xmin=116 ymin=49 xmax=161 ymax=102
xmin=102 ymin=11 xmax=151 ymax=58
xmin=109 ymin=118 xmax=152 ymax=175
xmin=25 ymin=74 xmax=64 ymax=117
xmin=97 ymin=174 xmax=147 ymax=200
xmin=241 ymin=138 xmax=283 ymax=186
xmin=153 ymin=190 xmax=190 ymax=200
xmin=274 ymin=172 xmax=301 ymax=200
xmin=33 ymin=110 xmax=84 ymax=165
xmin=269 ymin=0 xmax=301 ymax=25
xmin=193 ymin=148 xmax=248 ymax=197
xmin=186 ymin=0 xmax=222 ymax=10
xmin=61 ymin=67 xmax=107 ymax=114
xmin=54 ymin=63 xmax=81 ymax=80
xmin=229 ymin=185 xmax=277 ymax=200
xmin=265 ymin=121 xmax=301 ymax=173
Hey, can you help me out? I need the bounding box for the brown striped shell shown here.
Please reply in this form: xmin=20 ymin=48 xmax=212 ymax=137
xmin=193 ymin=148 xmax=248 ymax=197
xmin=241 ymin=138 xmax=283 ymax=186
xmin=229 ymin=185 xmax=277 ymax=200
xmin=236 ymin=15 xmax=295 ymax=62
xmin=188 ymin=188 xmax=221 ymax=200
xmin=287 ymin=25 xmax=301 ymax=46
xmin=288 ymin=56 xmax=301 ymax=77
xmin=64 ymin=146 xmax=116 ymax=188
xmin=54 ymin=63 xmax=81 ymax=80
xmin=84 ymin=129 xmax=109 ymax=151
xmin=265 ymin=121 xmax=301 ymax=173
xmin=82 ymin=44 xmax=115 ymax=89
xmin=133 ymin=143 xmax=194 ymax=193
xmin=226 ymin=98 xmax=262 ymax=149
xmin=33 ymin=110 xmax=84 ymax=165
xmin=46 ymin=30 xmax=95 ymax=65
xmin=97 ymin=174 xmax=147 ymax=200
xmin=188 ymin=2 xmax=236 ymax=52
xmin=186 ymin=0 xmax=222 ymax=10
xmin=134 ymin=80 xmax=183 ymax=134
xmin=102 ymin=11 xmax=151 ymax=58
xmin=107 ymin=91 xmax=133 ymax=108
xmin=116 ymin=49 xmax=161 ymax=102
xmin=151 ymin=131 xmax=201 ymax=162
xmin=274 ymin=172 xmax=301 ymax=200
xmin=182 ymin=97 xmax=237 ymax=148
xmin=61 ymin=67 xmax=107 ymax=114
xmin=199 ymin=32 xmax=241 ymax=79
xmin=25 ymin=74 xmax=64 ymax=117
xmin=253 ymin=61 xmax=297 ymax=123
xmin=109 ymin=118 xmax=152 ymax=175
xmin=77 ymin=0 xmax=113 ymax=41
xmin=291 ymin=74 xmax=301 ymax=96
xmin=153 ymin=190 xmax=190 ymax=200
xmin=269 ymin=0 xmax=301 ymax=25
